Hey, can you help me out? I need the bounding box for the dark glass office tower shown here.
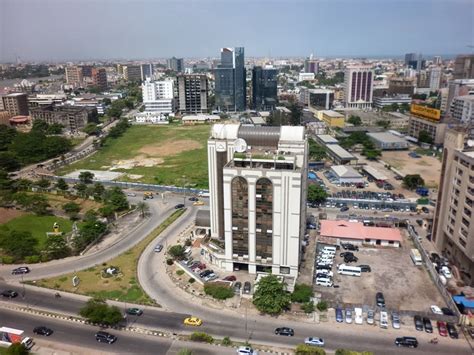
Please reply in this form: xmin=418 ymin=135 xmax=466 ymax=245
xmin=252 ymin=66 xmax=278 ymax=111
xmin=215 ymin=47 xmax=246 ymax=111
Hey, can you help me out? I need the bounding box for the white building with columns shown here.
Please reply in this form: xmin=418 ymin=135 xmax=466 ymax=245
xmin=206 ymin=124 xmax=308 ymax=277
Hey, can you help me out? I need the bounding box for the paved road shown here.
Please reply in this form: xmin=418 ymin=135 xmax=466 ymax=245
xmin=0 ymin=307 xmax=234 ymax=355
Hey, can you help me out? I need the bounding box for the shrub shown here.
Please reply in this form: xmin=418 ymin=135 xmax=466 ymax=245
xmin=302 ymin=301 xmax=315 ymax=313
xmin=188 ymin=278 xmax=195 ymax=283
xmin=296 ymin=344 xmax=326 ymax=354
xmin=177 ymin=350 xmax=193 ymax=355
xmin=190 ymin=332 xmax=213 ymax=343
xmin=221 ymin=336 xmax=232 ymax=346
xmin=291 ymin=283 xmax=313 ymax=303
xmin=204 ymin=284 xmax=234 ymax=300
xmin=176 ymin=270 xmax=185 ymax=276
xmin=24 ymin=255 xmax=41 ymax=264
xmin=316 ymin=300 xmax=328 ymax=312
xmin=184 ymin=238 xmax=192 ymax=247
xmin=0 ymin=256 xmax=14 ymax=264
xmin=335 ymin=351 xmax=373 ymax=355
xmin=166 ymin=259 xmax=174 ymax=265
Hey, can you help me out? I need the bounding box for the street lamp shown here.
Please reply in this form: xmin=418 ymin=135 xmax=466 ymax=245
xmin=182 ymin=175 xmax=187 ymax=205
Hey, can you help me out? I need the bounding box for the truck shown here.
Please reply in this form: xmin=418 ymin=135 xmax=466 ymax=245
xmin=143 ymin=191 xmax=154 ymax=200
xmin=410 ymin=249 xmax=422 ymax=266
xmin=0 ymin=327 xmax=34 ymax=350
xmin=416 ymin=187 xmax=429 ymax=197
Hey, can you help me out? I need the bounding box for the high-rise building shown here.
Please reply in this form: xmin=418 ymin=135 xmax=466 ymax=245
xmin=252 ymin=66 xmax=278 ymax=111
xmin=140 ymin=64 xmax=153 ymax=80
xmin=1 ymin=93 xmax=29 ymax=116
xmin=388 ymin=77 xmax=415 ymax=96
xmin=417 ymin=70 xmax=429 ymax=88
xmin=65 ymin=66 xmax=83 ymax=86
xmin=344 ymin=66 xmax=374 ymax=109
xmin=81 ymin=65 xmax=93 ymax=78
xmin=453 ymin=54 xmax=474 ymax=80
xmin=432 ymin=125 xmax=474 ymax=286
xmin=405 ymin=53 xmax=424 ymax=71
xmin=91 ymin=68 xmax=107 ymax=91
xmin=176 ymin=74 xmax=208 ymax=114
xmin=304 ymin=54 xmax=319 ymax=74
xmin=116 ymin=64 xmax=124 ymax=75
xmin=123 ymin=65 xmax=142 ymax=82
xmin=141 ymin=78 xmax=174 ymax=114
xmin=167 ymin=57 xmax=184 ymax=72
xmin=429 ymin=67 xmax=442 ymax=91
xmin=433 ymin=56 xmax=442 ymax=66
xmin=214 ymin=47 xmax=246 ymax=112
xmin=206 ymin=124 xmax=308 ymax=277
xmin=450 ymin=96 xmax=474 ymax=122
xmin=447 ymin=79 xmax=474 ymax=113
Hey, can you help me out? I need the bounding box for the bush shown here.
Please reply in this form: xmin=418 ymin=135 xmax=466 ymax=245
xmin=0 ymin=256 xmax=14 ymax=264
xmin=188 ymin=278 xmax=195 ymax=283
xmin=296 ymin=344 xmax=326 ymax=354
xmin=168 ymin=244 xmax=185 ymax=259
xmin=176 ymin=270 xmax=185 ymax=276
xmin=177 ymin=349 xmax=193 ymax=355
xmin=190 ymin=332 xmax=213 ymax=343
xmin=316 ymin=300 xmax=328 ymax=312
xmin=302 ymin=301 xmax=315 ymax=313
xmin=335 ymin=350 xmax=373 ymax=355
xmin=24 ymin=255 xmax=41 ymax=264
xmin=291 ymin=283 xmax=313 ymax=303
xmin=166 ymin=259 xmax=174 ymax=265
xmin=204 ymin=284 xmax=234 ymax=300
xmin=221 ymin=336 xmax=232 ymax=346
xmin=79 ymin=298 xmax=123 ymax=325
xmin=184 ymin=238 xmax=192 ymax=247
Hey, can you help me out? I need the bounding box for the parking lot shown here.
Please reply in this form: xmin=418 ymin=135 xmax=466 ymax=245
xmin=314 ymin=232 xmax=446 ymax=313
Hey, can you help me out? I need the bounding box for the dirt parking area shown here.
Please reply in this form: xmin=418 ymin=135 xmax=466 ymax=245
xmin=316 ymin=233 xmax=446 ymax=313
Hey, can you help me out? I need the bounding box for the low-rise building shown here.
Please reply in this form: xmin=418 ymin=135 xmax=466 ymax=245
xmin=298 ymin=72 xmax=315 ymax=82
xmin=315 ymin=134 xmax=338 ymax=146
xmin=451 ymin=95 xmax=474 ymax=123
xmin=325 ymin=144 xmax=358 ymax=165
xmin=366 ymin=132 xmax=409 ymax=150
xmin=30 ymin=105 xmax=97 ymax=132
xmin=330 ymin=165 xmax=364 ymax=184
xmin=318 ymin=110 xmax=345 ymax=128
xmin=135 ymin=112 xmax=169 ymax=124
xmin=181 ymin=114 xmax=220 ymax=125
xmin=373 ymin=95 xmax=411 ymax=109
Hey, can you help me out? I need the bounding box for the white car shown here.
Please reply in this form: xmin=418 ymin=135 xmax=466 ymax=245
xmin=345 ymin=309 xmax=353 ymax=323
xmin=441 ymin=267 xmax=452 ymax=279
xmin=236 ymin=346 xmax=258 ymax=355
xmin=367 ymin=310 xmax=375 ymax=325
xmin=354 ymin=307 xmax=363 ymax=324
xmin=304 ymin=337 xmax=324 ymax=347
xmin=315 ymin=270 xmax=333 ymax=277
xmin=430 ymin=305 xmax=443 ymax=315
xmin=315 ymin=279 xmax=333 ymax=287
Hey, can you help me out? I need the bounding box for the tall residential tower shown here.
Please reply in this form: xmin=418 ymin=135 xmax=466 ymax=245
xmin=344 ymin=66 xmax=374 ymax=109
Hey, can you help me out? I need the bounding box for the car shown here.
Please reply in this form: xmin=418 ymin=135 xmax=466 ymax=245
xmin=243 ymin=282 xmax=252 ymax=294
xmin=33 ymin=326 xmax=53 ymax=336
xmin=223 ymin=275 xmax=237 ymax=282
xmin=376 ymin=292 xmax=385 ymax=307
xmin=199 ymin=270 xmax=212 ymax=278
xmin=236 ymin=346 xmax=258 ymax=355
xmin=274 ymin=327 xmax=294 ymax=336
xmin=340 ymin=206 xmax=349 ymax=212
xmin=304 ymin=337 xmax=324 ymax=347
xmin=335 ymin=308 xmax=343 ymax=323
xmin=437 ymin=321 xmax=448 ymax=337
xmin=441 ymin=307 xmax=455 ymax=316
xmin=358 ymin=265 xmax=371 ymax=272
xmin=193 ymin=201 xmax=205 ymax=206
xmin=394 ymin=336 xmax=418 ymax=348
xmin=345 ymin=309 xmax=353 ymax=323
xmin=392 ymin=312 xmax=401 ymax=329
xmin=154 ymin=244 xmax=163 ymax=252
xmin=447 ymin=322 xmax=458 ymax=339
xmin=1 ymin=290 xmax=18 ymax=298
xmin=341 ymin=243 xmax=359 ymax=251
xmin=430 ymin=305 xmax=443 ymax=315
xmin=126 ymin=308 xmax=143 ymax=316
xmin=12 ymin=267 xmax=30 ymax=275
xmin=204 ymin=273 xmax=218 ymax=282
xmin=184 ymin=317 xmax=202 ymax=326
xmin=414 ymin=315 xmax=423 ymax=331
xmin=441 ymin=267 xmax=452 ymax=279
xmin=188 ymin=196 xmax=199 ymax=201
xmin=315 ymin=270 xmax=333 ymax=277
xmin=316 ymin=265 xmax=332 ymax=270
xmin=423 ymin=317 xmax=433 ymax=333
xmin=174 ymin=204 xmax=185 ymax=209
xmin=233 ymin=282 xmax=242 ymax=294
xmin=367 ymin=310 xmax=375 ymax=325
xmin=126 ymin=192 xmax=136 ymax=197
xmin=422 ymin=206 xmax=430 ymax=213
xmin=340 ymin=252 xmax=353 ymax=257
xmin=344 ymin=255 xmax=358 ymax=263
xmin=95 ymin=331 xmax=117 ymax=344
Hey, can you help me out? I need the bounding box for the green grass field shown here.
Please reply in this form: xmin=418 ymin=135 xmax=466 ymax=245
xmin=58 ymin=124 xmax=210 ymax=188
xmin=1 ymin=214 xmax=73 ymax=249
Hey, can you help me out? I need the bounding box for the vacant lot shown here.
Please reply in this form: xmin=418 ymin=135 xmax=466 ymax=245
xmin=315 ymin=232 xmax=445 ymax=313
xmin=381 ymin=150 xmax=441 ymax=188
xmin=1 ymin=214 xmax=73 ymax=248
xmin=58 ymin=124 xmax=211 ymax=188
xmin=0 ymin=208 xmax=26 ymax=224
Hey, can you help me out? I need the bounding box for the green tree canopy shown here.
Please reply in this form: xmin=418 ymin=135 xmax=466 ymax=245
xmin=103 ymin=187 xmax=128 ymax=211
xmin=347 ymin=115 xmax=362 ymax=126
xmin=296 ymin=344 xmax=326 ymax=355
xmin=418 ymin=130 xmax=434 ymax=144
xmin=55 ymin=178 xmax=69 ymax=192
xmin=63 ymin=202 xmax=81 ymax=214
xmin=403 ymin=174 xmax=425 ymax=190
xmin=44 ymin=234 xmax=71 ymax=259
xmin=79 ymin=171 xmax=95 ymax=184
xmin=308 ymin=138 xmax=326 ymax=161
xmin=0 ymin=230 xmax=38 ymax=260
xmin=291 ymin=283 xmax=313 ymax=303
xmin=79 ymin=298 xmax=123 ymax=325
xmin=252 ymin=275 xmax=291 ymax=315
xmin=168 ymin=244 xmax=185 ymax=259
xmin=307 ymin=185 xmax=328 ymax=203
xmin=0 ymin=152 xmax=21 ymax=171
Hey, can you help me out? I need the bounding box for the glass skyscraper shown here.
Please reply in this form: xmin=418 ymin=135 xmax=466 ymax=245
xmin=252 ymin=66 xmax=278 ymax=111
xmin=214 ymin=47 xmax=246 ymax=112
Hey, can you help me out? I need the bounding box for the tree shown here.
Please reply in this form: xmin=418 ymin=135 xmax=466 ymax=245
xmin=103 ymin=187 xmax=128 ymax=211
xmin=168 ymin=244 xmax=185 ymax=259
xmin=92 ymin=182 xmax=105 ymax=201
xmin=0 ymin=152 xmax=20 ymax=171
xmin=78 ymin=171 xmax=95 ymax=184
xmin=31 ymin=120 xmax=49 ymax=134
xmin=79 ymin=298 xmax=123 ymax=325
xmin=307 ymin=185 xmax=328 ymax=204
xmin=0 ymin=230 xmax=38 ymax=260
xmin=362 ymin=149 xmax=382 ymax=161
xmin=5 ymin=343 xmax=29 ymax=355
xmin=83 ymin=123 xmax=100 ymax=136
xmin=0 ymin=125 xmax=18 ymax=151
xmin=335 ymin=350 xmax=373 ymax=355
xmin=136 ymin=201 xmax=150 ymax=218
xmin=204 ymin=284 xmax=234 ymax=300
xmin=98 ymin=205 xmax=115 ymax=219
xmin=252 ymin=275 xmax=291 ymax=315
xmin=316 ymin=300 xmax=328 ymax=311
xmin=418 ymin=130 xmax=434 ymax=144
xmin=74 ymin=182 xmax=88 ymax=198
xmin=44 ymin=234 xmax=71 ymax=259
xmin=177 ymin=350 xmax=193 ymax=355
xmin=403 ymin=174 xmax=425 ymax=190
xmin=296 ymin=344 xmax=326 ymax=355
xmin=347 ymin=115 xmax=362 ymax=126
xmin=289 ymin=102 xmax=302 ymax=126
xmin=291 ymin=283 xmax=313 ymax=303
xmin=46 ymin=123 xmax=64 ymax=135
xmin=63 ymin=202 xmax=81 ymax=215
xmin=302 ymin=301 xmax=315 ymax=313
xmin=308 ymin=138 xmax=326 ymax=161
xmin=36 ymin=178 xmax=51 ymax=189
xmin=55 ymin=178 xmax=69 ymax=193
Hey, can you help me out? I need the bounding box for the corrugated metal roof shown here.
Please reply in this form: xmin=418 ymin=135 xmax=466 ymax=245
xmin=195 ymin=209 xmax=210 ymax=227
xmin=238 ymin=125 xmax=281 ymax=147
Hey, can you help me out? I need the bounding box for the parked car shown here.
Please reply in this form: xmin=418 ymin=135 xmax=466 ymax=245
xmin=423 ymin=317 xmax=433 ymax=333
xmin=344 ymin=255 xmax=358 ymax=263
xmin=243 ymin=282 xmax=252 ymax=294
xmin=414 ymin=315 xmax=423 ymax=331
xmin=274 ymin=327 xmax=294 ymax=336
xmin=12 ymin=267 xmax=30 ymax=275
xmin=1 ymin=290 xmax=18 ymax=298
xmin=376 ymin=292 xmax=385 ymax=307
xmin=154 ymin=244 xmax=163 ymax=252
xmin=204 ymin=273 xmax=218 ymax=282
xmin=392 ymin=312 xmax=401 ymax=329
xmin=335 ymin=308 xmax=343 ymax=323
xmin=236 ymin=346 xmax=258 ymax=355
xmin=199 ymin=270 xmax=212 ymax=278
xmin=340 ymin=206 xmax=349 ymax=212
xmin=345 ymin=309 xmax=353 ymax=323
xmin=95 ymin=331 xmax=117 ymax=344
xmin=380 ymin=311 xmax=388 ymax=329
xmin=430 ymin=305 xmax=443 ymax=315
xmin=340 ymin=252 xmax=353 ymax=257
xmin=304 ymin=337 xmax=324 ymax=347
xmin=394 ymin=337 xmax=418 ymax=348
xmin=223 ymin=275 xmax=237 ymax=282
xmin=33 ymin=326 xmax=53 ymax=336
xmin=341 ymin=243 xmax=359 ymax=251
xmin=437 ymin=321 xmax=448 ymax=337
xmin=442 ymin=307 xmax=455 ymax=316
xmin=366 ymin=310 xmax=374 ymax=325
xmin=441 ymin=267 xmax=452 ymax=279
xmin=358 ymin=265 xmax=371 ymax=272
xmin=447 ymin=323 xmax=458 ymax=339
xmin=233 ymin=282 xmax=242 ymax=294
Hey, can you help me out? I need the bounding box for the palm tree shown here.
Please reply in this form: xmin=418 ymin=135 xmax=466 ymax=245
xmin=137 ymin=201 xmax=150 ymax=218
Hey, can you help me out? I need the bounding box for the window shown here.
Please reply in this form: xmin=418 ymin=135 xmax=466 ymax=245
xmin=255 ymin=178 xmax=273 ymax=259
xmin=279 ymin=266 xmax=290 ymax=275
xmin=231 ymin=177 xmax=249 ymax=256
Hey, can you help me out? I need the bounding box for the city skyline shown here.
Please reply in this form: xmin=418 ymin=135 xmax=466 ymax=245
xmin=1 ymin=0 xmax=473 ymax=62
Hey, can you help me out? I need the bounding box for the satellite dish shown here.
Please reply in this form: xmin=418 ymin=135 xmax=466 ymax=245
xmin=467 ymin=140 xmax=474 ymax=147
xmin=234 ymin=138 xmax=248 ymax=153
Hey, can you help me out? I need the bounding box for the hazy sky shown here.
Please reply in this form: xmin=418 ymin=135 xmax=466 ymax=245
xmin=1 ymin=0 xmax=473 ymax=62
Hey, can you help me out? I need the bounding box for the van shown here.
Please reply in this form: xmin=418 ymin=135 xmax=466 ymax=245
xmin=321 ymin=246 xmax=336 ymax=253
xmin=354 ymin=308 xmax=363 ymax=324
xmin=337 ymin=264 xmax=361 ymax=277
xmin=315 ymin=278 xmax=333 ymax=287
xmin=21 ymin=337 xmax=34 ymax=350
xmin=380 ymin=311 xmax=388 ymax=329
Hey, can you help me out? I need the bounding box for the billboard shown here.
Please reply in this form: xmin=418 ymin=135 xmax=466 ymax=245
xmin=410 ymin=104 xmax=441 ymax=121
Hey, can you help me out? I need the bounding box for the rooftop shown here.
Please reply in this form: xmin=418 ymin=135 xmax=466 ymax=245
xmin=316 ymin=134 xmax=338 ymax=144
xmin=320 ymin=220 xmax=402 ymax=242
xmin=362 ymin=165 xmax=388 ymax=180
xmin=326 ymin=144 xmax=356 ymax=160
xmin=367 ymin=132 xmax=408 ymax=144
xmin=331 ymin=165 xmax=363 ymax=179
xmin=321 ymin=110 xmax=344 ymax=118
